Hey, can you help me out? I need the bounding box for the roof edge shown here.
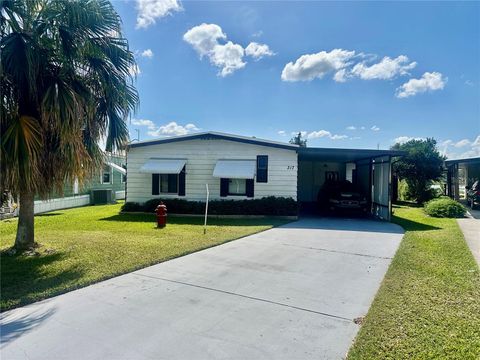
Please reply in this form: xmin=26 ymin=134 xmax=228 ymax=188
xmin=128 ymin=131 xmax=298 ymax=150
xmin=445 ymin=156 xmax=480 ymax=165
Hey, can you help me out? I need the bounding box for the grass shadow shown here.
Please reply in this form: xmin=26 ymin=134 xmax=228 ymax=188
xmin=1 ymin=251 xmax=85 ymax=312
xmin=99 ymin=213 xmax=155 ymax=222
xmin=393 ymin=201 xmax=423 ymax=208
xmin=392 ymin=214 xmax=441 ymax=231
xmin=36 ymin=212 xmax=64 ymax=217
xmin=99 ymin=213 xmax=288 ymax=227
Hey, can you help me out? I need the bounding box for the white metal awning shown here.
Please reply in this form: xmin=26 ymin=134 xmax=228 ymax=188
xmin=139 ymin=159 xmax=186 ymax=174
xmin=213 ymin=160 xmax=256 ymax=179
xmin=107 ymin=162 xmax=126 ymax=175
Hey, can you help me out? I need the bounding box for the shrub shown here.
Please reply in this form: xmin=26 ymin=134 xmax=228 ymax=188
xmin=120 ymin=202 xmax=143 ymax=212
xmin=397 ymin=179 xmax=411 ymax=202
xmin=143 ymin=198 xmax=204 ymax=214
xmin=424 ymin=198 xmax=466 ymax=218
xmin=121 ymin=196 xmax=298 ymax=216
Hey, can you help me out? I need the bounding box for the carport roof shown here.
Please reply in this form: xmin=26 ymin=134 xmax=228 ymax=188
xmin=298 ymin=147 xmax=405 ymax=162
xmin=445 ymin=156 xmax=480 ymax=166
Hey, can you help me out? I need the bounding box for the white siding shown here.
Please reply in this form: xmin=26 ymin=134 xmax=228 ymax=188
xmin=127 ymin=139 xmax=298 ymax=202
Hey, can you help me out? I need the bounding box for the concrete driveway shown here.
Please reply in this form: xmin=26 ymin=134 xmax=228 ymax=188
xmin=1 ymin=218 xmax=403 ymax=360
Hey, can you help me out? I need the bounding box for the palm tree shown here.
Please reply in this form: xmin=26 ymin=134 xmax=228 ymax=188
xmin=1 ymin=0 xmax=138 ymax=250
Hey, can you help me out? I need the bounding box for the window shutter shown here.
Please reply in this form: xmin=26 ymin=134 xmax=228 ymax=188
xmin=220 ymin=178 xmax=229 ymax=197
xmin=178 ymin=166 xmax=186 ymax=196
xmin=256 ymin=155 xmax=268 ymax=183
xmin=246 ymin=179 xmax=254 ymax=198
xmin=152 ymin=174 xmax=159 ymax=195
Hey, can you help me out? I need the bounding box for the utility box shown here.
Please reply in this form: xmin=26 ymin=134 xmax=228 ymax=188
xmin=91 ymin=189 xmax=114 ymax=205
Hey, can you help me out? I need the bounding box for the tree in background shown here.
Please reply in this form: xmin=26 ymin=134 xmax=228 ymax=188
xmin=391 ymin=138 xmax=445 ymax=204
xmin=1 ymin=0 xmax=138 ymax=251
xmin=289 ymin=132 xmax=307 ymax=147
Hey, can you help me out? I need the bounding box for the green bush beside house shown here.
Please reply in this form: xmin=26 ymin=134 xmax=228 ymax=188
xmin=122 ymin=196 xmax=299 ymax=216
xmin=424 ymin=197 xmax=466 ymax=218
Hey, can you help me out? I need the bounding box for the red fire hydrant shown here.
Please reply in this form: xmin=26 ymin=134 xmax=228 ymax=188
xmin=155 ymin=202 xmax=167 ymax=228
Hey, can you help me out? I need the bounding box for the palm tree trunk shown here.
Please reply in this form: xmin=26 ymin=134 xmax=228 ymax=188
xmin=15 ymin=191 xmax=35 ymax=250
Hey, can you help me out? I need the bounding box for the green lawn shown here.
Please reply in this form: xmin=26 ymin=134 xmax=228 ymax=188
xmin=348 ymin=205 xmax=480 ymax=359
xmin=0 ymin=203 xmax=288 ymax=311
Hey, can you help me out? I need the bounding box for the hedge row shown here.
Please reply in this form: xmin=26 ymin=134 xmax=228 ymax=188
xmin=121 ymin=196 xmax=298 ymax=216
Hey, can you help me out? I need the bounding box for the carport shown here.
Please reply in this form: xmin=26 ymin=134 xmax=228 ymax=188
xmin=297 ymin=147 xmax=404 ymax=220
xmin=445 ymin=156 xmax=480 ymax=201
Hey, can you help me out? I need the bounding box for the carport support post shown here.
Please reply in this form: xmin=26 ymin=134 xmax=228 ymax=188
xmin=204 ymin=184 xmax=209 ymax=235
xmin=388 ymin=155 xmax=392 ymax=221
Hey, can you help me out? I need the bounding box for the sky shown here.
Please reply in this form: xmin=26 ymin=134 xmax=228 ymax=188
xmin=113 ymin=0 xmax=480 ymax=159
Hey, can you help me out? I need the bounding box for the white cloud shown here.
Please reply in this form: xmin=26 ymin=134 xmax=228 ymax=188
xmin=473 ymin=135 xmax=480 ymax=147
xmin=210 ymin=41 xmax=246 ymax=77
xmin=281 ymin=51 xmax=416 ymax=83
xmin=128 ymin=64 xmax=141 ymax=76
xmin=393 ymin=136 xmax=425 ymax=144
xmin=333 ymin=69 xmax=348 ymax=83
xmin=371 ymin=125 xmax=380 ymax=131
xmin=183 ymin=23 xmax=273 ymax=77
xmin=351 ymin=55 xmax=416 ymax=80
xmin=465 ymin=80 xmax=474 ymax=86
xmin=346 ymin=126 xmax=356 ymax=130
xmin=331 ymin=134 xmax=348 ymax=140
xmin=360 ymin=126 xmax=366 ymax=130
xmin=136 ymin=0 xmax=182 ymax=29
xmin=281 ymin=50 xmax=446 ymax=98
xmin=308 ymin=130 xmax=332 ymax=139
xmin=183 ymin=23 xmax=226 ymax=57
xmin=245 ymin=42 xmax=275 ymax=60
xmin=454 ymin=139 xmax=471 ymax=148
xmin=396 ymin=72 xmax=446 ymax=98
xmin=147 ymin=121 xmax=200 ymax=137
xmin=281 ymin=49 xmax=356 ymax=82
xmin=141 ymin=49 xmax=154 ymax=58
xmin=294 ymin=130 xmax=348 ymax=140
xmin=277 ymin=130 xmax=286 ymax=136
xmin=131 ymin=118 xmax=156 ymax=129
xmin=440 ymin=135 xmax=480 ymax=159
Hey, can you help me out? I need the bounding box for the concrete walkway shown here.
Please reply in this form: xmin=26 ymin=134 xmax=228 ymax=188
xmin=1 ymin=218 xmax=403 ymax=360
xmin=457 ymin=216 xmax=480 ymax=267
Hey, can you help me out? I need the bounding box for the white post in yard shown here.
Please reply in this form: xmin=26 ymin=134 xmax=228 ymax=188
xmin=204 ymin=184 xmax=209 ymax=235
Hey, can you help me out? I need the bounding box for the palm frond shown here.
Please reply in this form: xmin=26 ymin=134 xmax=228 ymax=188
xmin=1 ymin=0 xmax=138 ymax=199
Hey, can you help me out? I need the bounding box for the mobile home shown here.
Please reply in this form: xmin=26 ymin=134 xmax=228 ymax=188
xmin=127 ymin=132 xmax=402 ymax=220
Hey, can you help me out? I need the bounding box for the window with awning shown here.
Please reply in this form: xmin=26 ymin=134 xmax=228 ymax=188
xmin=140 ymin=159 xmax=187 ymax=174
xmin=212 ymin=160 xmax=256 ymax=179
xmin=143 ymin=159 xmax=187 ymax=196
xmin=213 ymin=160 xmax=255 ymax=198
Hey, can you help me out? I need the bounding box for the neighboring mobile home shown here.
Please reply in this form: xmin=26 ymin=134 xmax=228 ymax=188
xmin=127 ymin=132 xmax=403 ymax=220
xmin=0 ymin=153 xmax=127 ymax=218
xmin=34 ymin=153 xmax=127 ymax=214
xmin=445 ymin=156 xmax=480 ymax=201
